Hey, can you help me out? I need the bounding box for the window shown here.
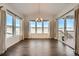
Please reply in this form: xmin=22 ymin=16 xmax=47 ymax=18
xmin=66 ymin=18 xmax=74 ymax=31
xmin=29 ymin=21 xmax=36 ymax=33
xmin=37 ymin=22 xmax=42 ymax=33
xmin=58 ymin=18 xmax=64 ymax=32
xmin=29 ymin=20 xmax=49 ymax=34
xmin=6 ymin=14 xmax=13 ymax=38
xmin=16 ymin=18 xmax=21 ymax=35
xmin=43 ymin=21 xmax=49 ymax=33
xmin=5 ymin=11 xmax=22 ymax=39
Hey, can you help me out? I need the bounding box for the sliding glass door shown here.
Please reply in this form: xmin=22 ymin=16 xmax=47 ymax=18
xmin=65 ymin=17 xmax=75 ymax=49
xmin=58 ymin=18 xmax=65 ymax=41
xmin=57 ymin=15 xmax=75 ymax=49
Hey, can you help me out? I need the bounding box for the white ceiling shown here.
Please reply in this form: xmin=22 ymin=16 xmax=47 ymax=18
xmin=6 ymin=3 xmax=77 ymax=16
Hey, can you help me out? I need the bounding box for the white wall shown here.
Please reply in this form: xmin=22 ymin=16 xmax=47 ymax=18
xmin=0 ymin=10 xmax=6 ymax=54
xmin=50 ymin=16 xmax=57 ymax=39
xmin=23 ymin=16 xmax=29 ymax=38
xmin=57 ymin=4 xmax=78 ymax=18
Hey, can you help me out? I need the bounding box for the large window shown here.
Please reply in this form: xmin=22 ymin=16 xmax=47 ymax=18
xmin=66 ymin=18 xmax=74 ymax=31
xmin=5 ymin=11 xmax=22 ymax=39
xmin=29 ymin=20 xmax=49 ymax=34
xmin=37 ymin=21 xmax=42 ymax=33
xmin=43 ymin=21 xmax=49 ymax=33
xmin=29 ymin=21 xmax=36 ymax=33
xmin=16 ymin=18 xmax=21 ymax=35
xmin=58 ymin=18 xmax=64 ymax=32
xmin=6 ymin=14 xmax=13 ymax=38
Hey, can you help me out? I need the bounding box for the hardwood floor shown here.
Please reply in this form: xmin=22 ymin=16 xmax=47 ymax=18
xmin=1 ymin=39 xmax=76 ymax=56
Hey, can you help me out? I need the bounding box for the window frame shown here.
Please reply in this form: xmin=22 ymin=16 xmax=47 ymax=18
xmin=58 ymin=18 xmax=65 ymax=32
xmin=5 ymin=12 xmax=14 ymax=39
xmin=66 ymin=17 xmax=74 ymax=31
xmin=36 ymin=21 xmax=43 ymax=33
xmin=15 ymin=17 xmax=21 ymax=35
xmin=5 ymin=10 xmax=22 ymax=39
xmin=29 ymin=20 xmax=49 ymax=34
